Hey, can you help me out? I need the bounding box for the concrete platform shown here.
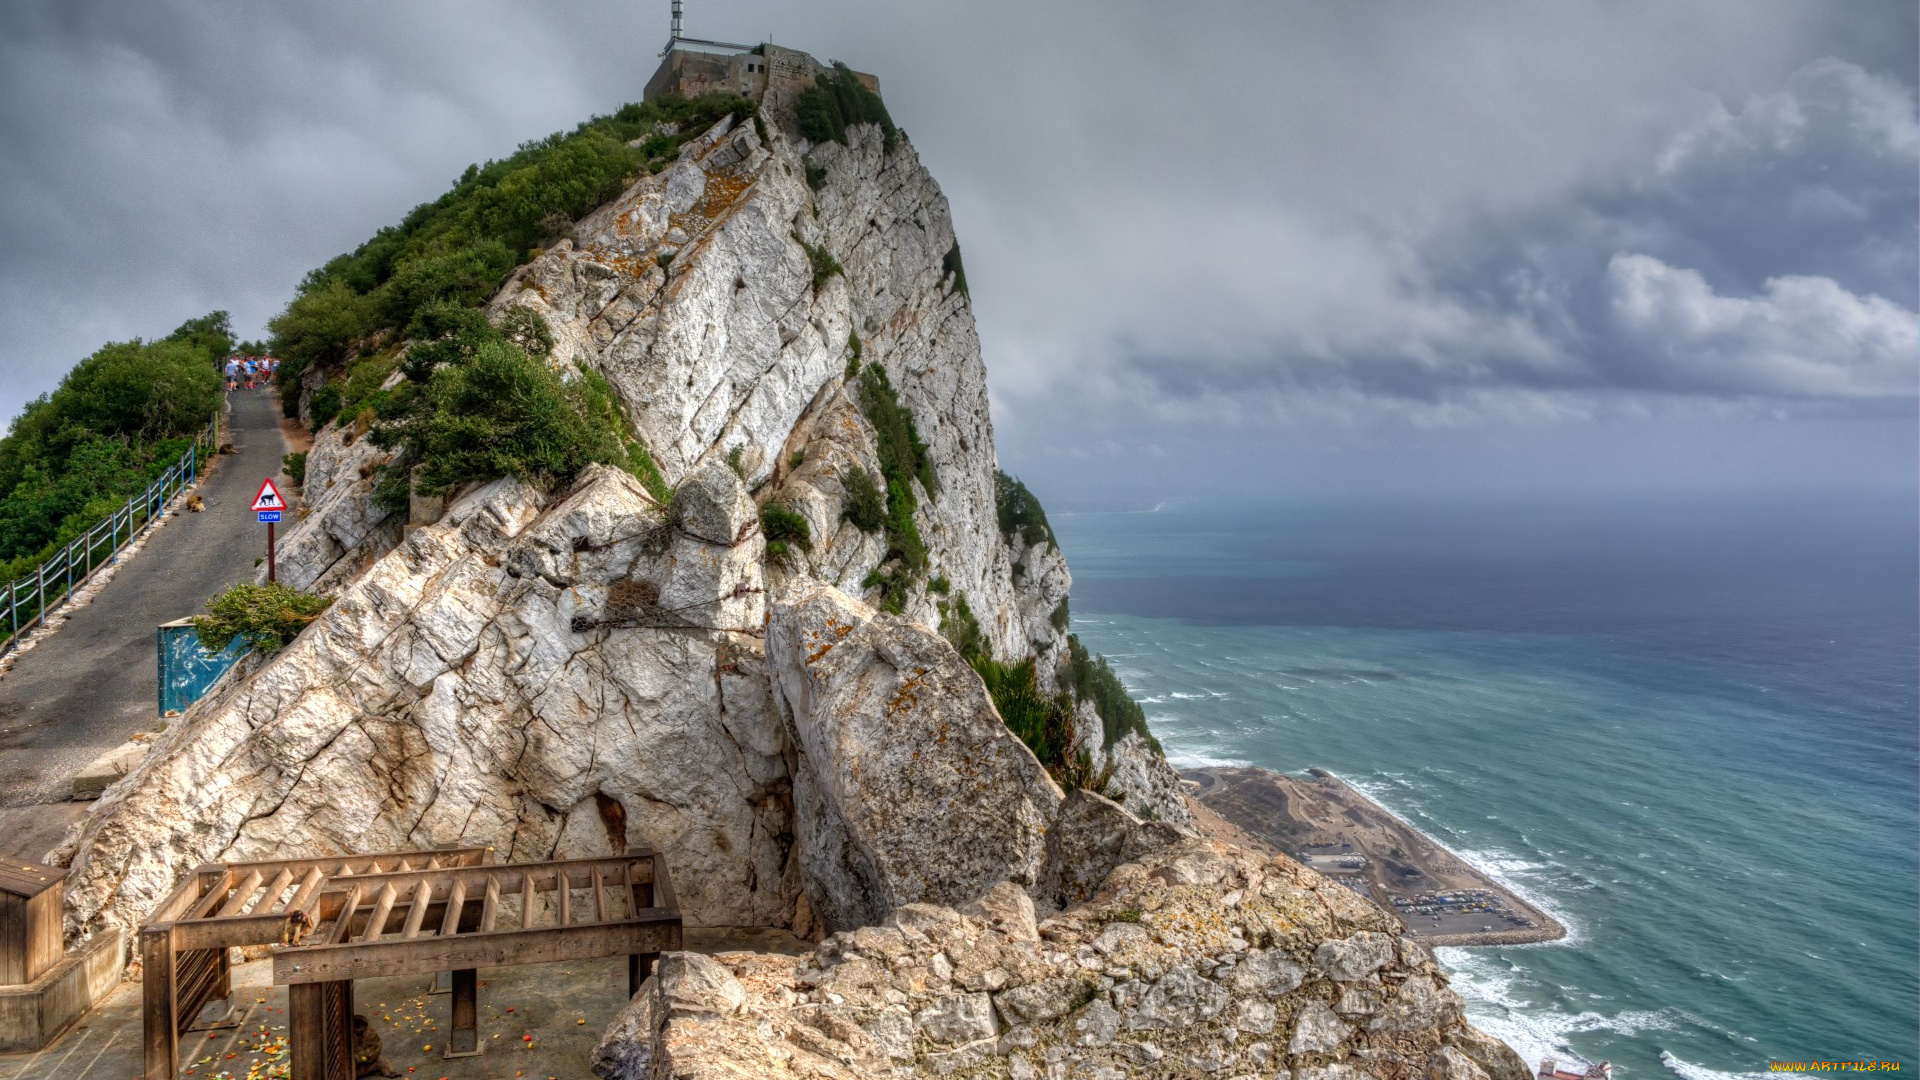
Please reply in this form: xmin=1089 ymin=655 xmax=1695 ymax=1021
xmin=0 ymin=926 xmax=811 ymax=1080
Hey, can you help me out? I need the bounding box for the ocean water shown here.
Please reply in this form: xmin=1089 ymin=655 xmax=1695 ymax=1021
xmin=1051 ymin=494 xmax=1918 ymax=1076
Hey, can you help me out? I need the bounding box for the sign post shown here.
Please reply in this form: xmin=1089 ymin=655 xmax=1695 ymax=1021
xmin=250 ymin=479 xmax=288 ymax=584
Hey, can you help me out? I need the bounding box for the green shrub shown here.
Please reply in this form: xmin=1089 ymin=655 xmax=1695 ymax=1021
xmin=269 ymin=93 xmax=756 ymax=401
xmin=0 ymin=316 xmax=225 ymax=566
xmin=939 ymin=594 xmax=988 ymax=663
xmin=927 ymin=575 xmax=950 ymax=595
xmin=191 ymin=583 xmax=332 ymax=654
xmin=283 ymin=452 xmax=308 ymax=488
xmin=995 ymin=471 xmax=1052 ymax=549
xmin=725 ymin=445 xmax=746 ymax=478
xmin=806 ymin=163 xmax=828 ymax=191
xmin=760 ymin=502 xmax=811 ymax=555
xmin=797 ymin=237 xmax=843 ymax=291
xmin=1050 ymin=597 xmax=1070 ymax=632
xmin=841 ymin=468 xmax=885 ymax=533
xmin=795 ymin=63 xmax=897 ymax=147
xmin=943 ymin=243 xmax=969 ymax=300
xmin=306 ymin=383 xmax=343 ymax=431
xmin=1066 ymin=634 xmax=1158 ymax=751
xmin=370 ymin=334 xmax=625 ymax=499
xmin=972 ymin=654 xmax=1084 ymax=788
xmin=852 ymin=363 xmax=936 ymax=612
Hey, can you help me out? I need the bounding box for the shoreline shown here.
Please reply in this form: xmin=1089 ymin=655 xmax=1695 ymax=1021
xmin=1182 ymin=765 xmax=1566 ymax=947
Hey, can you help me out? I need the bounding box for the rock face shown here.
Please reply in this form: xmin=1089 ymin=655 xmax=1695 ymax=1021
xmin=768 ymin=583 xmax=1062 ymax=932
xmin=57 ymin=465 xmax=797 ymax=938
xmin=590 ymin=838 xmax=1531 ymax=1080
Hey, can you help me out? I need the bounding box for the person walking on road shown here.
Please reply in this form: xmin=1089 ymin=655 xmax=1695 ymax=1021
xmin=225 ymin=355 xmax=240 ymax=392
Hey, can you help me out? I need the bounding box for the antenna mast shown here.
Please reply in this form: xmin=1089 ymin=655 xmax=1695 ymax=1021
xmin=671 ymin=0 xmax=683 ymax=40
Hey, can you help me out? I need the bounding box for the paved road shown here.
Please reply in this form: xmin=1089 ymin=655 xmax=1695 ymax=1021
xmin=0 ymin=389 xmax=285 ymax=860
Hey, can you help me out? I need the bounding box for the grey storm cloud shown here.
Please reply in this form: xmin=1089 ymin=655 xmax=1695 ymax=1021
xmin=0 ymin=0 xmax=1913 ymax=436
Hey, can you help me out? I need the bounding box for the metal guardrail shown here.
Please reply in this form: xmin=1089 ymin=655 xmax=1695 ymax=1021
xmin=0 ymin=410 xmax=220 ymax=657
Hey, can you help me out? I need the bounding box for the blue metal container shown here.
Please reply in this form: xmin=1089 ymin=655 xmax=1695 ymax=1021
xmin=156 ymin=619 xmax=247 ymax=716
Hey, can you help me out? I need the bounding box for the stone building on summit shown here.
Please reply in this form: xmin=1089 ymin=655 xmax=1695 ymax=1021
xmin=643 ymin=1 xmax=878 ymax=105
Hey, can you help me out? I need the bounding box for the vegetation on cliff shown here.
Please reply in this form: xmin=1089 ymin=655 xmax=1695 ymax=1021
xmin=1066 ymin=634 xmax=1159 ymax=751
xmin=192 ymin=582 xmax=332 ymax=654
xmin=941 ymin=593 xmax=1105 ymax=792
xmin=796 ymin=63 xmax=896 ymax=147
xmin=0 ymin=313 xmax=227 ymax=572
xmin=270 ymin=92 xmax=758 ymax=418
xmin=855 ymin=363 xmax=935 ymax=613
xmin=365 ymin=306 xmax=646 ymax=509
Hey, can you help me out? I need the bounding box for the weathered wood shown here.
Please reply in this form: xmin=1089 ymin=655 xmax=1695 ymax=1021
xmin=288 ymin=980 xmax=353 ymax=1080
xmin=438 ymin=879 xmax=467 ymax=939
xmin=260 ymin=868 xmax=295 ymax=912
xmin=519 ymin=871 xmax=535 ymax=930
xmin=141 ymin=925 xmax=177 ymax=1080
xmin=327 ymin=885 xmax=361 ymax=945
xmin=445 ymin=967 xmax=478 ymax=1058
xmin=286 ymin=866 xmax=326 ymax=917
xmin=362 ymin=884 xmax=397 ymax=943
xmin=215 ymin=870 xmax=262 ymax=918
xmin=592 ymin=868 xmax=606 ymax=923
xmin=479 ymin=875 xmax=500 ymax=934
xmin=401 ymin=880 xmax=431 ymax=939
xmin=274 ymin=918 xmax=682 ymax=983
xmin=558 ymin=868 xmax=571 ymax=926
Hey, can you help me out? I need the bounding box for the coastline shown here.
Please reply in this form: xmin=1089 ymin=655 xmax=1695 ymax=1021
xmin=1183 ymin=765 xmax=1566 ymax=947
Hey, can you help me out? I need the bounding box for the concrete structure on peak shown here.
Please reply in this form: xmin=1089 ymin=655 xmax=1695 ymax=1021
xmin=643 ymin=1 xmax=877 ymax=104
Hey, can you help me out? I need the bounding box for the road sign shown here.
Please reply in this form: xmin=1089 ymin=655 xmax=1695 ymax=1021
xmin=249 ymin=478 xmax=287 ymax=513
xmin=256 ymin=511 xmax=282 ymax=523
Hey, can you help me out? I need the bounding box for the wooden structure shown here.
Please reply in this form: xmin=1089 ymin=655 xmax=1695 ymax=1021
xmin=0 ymin=858 xmax=62 ymax=987
xmin=140 ymin=847 xmax=491 ymax=1080
xmin=139 ymin=848 xmax=681 ymax=1080
xmin=0 ymin=857 xmax=118 ymax=1052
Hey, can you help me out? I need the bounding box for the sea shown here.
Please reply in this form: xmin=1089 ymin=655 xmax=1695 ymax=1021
xmin=1050 ymin=492 xmax=1918 ymax=1077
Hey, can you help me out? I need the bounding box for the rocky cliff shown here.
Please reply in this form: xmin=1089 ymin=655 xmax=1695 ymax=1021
xmin=48 ymin=70 xmax=1524 ymax=1080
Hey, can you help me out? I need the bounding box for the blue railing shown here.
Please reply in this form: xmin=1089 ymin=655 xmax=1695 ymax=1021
xmin=0 ymin=410 xmax=221 ymax=656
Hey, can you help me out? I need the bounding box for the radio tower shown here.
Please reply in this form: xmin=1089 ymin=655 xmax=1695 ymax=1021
xmin=671 ymin=0 xmax=683 ymax=41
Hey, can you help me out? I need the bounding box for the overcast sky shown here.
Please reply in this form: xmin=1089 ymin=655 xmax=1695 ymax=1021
xmin=1 ymin=0 xmax=1913 ymax=505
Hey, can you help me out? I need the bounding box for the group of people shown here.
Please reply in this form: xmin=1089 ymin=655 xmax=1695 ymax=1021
xmin=224 ymin=354 xmax=278 ymax=392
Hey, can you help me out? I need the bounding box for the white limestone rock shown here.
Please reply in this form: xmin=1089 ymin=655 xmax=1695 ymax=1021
xmin=55 ymin=465 xmax=796 ymax=941
xmin=767 ymin=582 xmax=1063 ymax=932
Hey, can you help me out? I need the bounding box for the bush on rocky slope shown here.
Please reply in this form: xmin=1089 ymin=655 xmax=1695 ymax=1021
xmin=855 ymin=363 xmax=936 ymax=613
xmin=1067 ymin=634 xmax=1160 ymax=751
xmin=269 ymin=92 xmax=757 ymax=406
xmin=192 ymin=582 xmax=332 ymax=654
xmin=796 ymin=62 xmax=896 ymax=147
xmin=367 ymin=315 xmax=632 ymax=504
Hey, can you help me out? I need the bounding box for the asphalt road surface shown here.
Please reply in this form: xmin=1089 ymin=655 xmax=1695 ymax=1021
xmin=0 ymin=389 xmax=285 ymax=861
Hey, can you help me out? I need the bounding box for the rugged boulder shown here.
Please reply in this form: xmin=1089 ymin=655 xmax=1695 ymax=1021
xmin=768 ymin=583 xmax=1063 ymax=933
xmin=591 ymin=838 xmax=1530 ymax=1080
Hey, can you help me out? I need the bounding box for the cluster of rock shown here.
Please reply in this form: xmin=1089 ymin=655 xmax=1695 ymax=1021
xmin=590 ymin=839 xmax=1529 ymax=1080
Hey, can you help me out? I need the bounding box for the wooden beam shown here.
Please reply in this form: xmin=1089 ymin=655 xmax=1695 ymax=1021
xmin=558 ymin=868 xmax=571 ymax=927
xmin=274 ymin=918 xmax=682 ymax=984
xmin=401 ymin=879 xmax=432 ymax=939
xmin=215 ymin=870 xmax=262 ymax=918
xmin=438 ymin=879 xmax=467 ymax=939
xmin=519 ymin=871 xmax=535 ymax=930
xmin=362 ymin=883 xmax=398 ymax=942
xmin=141 ymin=925 xmax=178 ymax=1080
xmin=479 ymin=875 xmax=500 ymax=933
xmin=286 ymin=866 xmax=326 ymax=917
xmin=327 ymin=884 xmax=361 ymax=945
xmin=591 ymin=868 xmax=605 ymax=923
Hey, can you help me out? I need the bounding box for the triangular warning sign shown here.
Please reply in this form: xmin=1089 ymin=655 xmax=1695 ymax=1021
xmin=249 ymin=478 xmax=287 ymax=512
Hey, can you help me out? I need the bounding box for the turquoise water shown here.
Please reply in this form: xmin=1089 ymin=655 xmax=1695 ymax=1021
xmin=1051 ymin=495 xmax=1918 ymax=1077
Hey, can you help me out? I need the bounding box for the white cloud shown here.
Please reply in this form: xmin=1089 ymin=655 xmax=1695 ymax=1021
xmin=1606 ymin=252 xmax=1917 ymax=398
